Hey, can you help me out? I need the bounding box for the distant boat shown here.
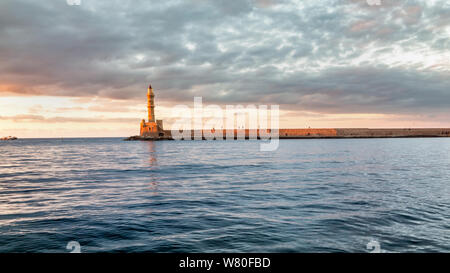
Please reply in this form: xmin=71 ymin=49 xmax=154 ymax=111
xmin=1 ymin=136 xmax=18 ymax=141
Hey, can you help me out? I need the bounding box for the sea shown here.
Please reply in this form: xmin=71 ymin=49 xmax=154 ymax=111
xmin=0 ymin=138 xmax=449 ymax=253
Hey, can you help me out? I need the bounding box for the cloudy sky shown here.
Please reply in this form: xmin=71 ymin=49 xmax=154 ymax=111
xmin=1 ymin=0 xmax=449 ymax=137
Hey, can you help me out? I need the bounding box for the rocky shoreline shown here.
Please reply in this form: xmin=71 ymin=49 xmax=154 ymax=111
xmin=1 ymin=136 xmax=18 ymax=141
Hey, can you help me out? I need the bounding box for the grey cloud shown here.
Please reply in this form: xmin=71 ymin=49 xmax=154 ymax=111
xmin=0 ymin=0 xmax=449 ymax=116
xmin=179 ymin=65 xmax=450 ymax=115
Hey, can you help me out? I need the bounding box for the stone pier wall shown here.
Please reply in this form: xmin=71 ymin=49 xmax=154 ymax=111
xmin=335 ymin=128 xmax=450 ymax=138
xmin=134 ymin=128 xmax=450 ymax=140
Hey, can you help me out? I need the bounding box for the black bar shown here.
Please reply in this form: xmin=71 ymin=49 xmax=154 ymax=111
xmin=0 ymin=253 xmax=447 ymax=272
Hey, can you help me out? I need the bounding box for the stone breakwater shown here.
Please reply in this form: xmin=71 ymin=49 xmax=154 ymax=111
xmin=125 ymin=128 xmax=450 ymax=141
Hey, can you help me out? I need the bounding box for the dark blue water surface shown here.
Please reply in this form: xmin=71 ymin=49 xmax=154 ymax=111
xmin=0 ymin=138 xmax=449 ymax=252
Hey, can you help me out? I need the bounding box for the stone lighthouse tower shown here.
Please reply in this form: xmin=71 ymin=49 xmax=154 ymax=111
xmin=147 ymin=84 xmax=155 ymax=123
xmin=140 ymin=84 xmax=164 ymax=138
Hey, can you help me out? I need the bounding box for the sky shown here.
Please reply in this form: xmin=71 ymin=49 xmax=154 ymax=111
xmin=0 ymin=0 xmax=449 ymax=137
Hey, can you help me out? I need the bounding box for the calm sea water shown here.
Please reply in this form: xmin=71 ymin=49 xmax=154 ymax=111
xmin=0 ymin=138 xmax=449 ymax=253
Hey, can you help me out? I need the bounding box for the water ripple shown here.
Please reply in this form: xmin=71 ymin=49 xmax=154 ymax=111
xmin=0 ymin=138 xmax=449 ymax=252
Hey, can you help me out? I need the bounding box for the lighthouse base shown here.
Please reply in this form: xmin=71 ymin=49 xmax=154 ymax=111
xmin=139 ymin=119 xmax=167 ymax=139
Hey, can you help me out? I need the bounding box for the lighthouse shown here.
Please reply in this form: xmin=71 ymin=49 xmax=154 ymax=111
xmin=147 ymin=84 xmax=155 ymax=122
xmin=140 ymin=84 xmax=164 ymax=137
